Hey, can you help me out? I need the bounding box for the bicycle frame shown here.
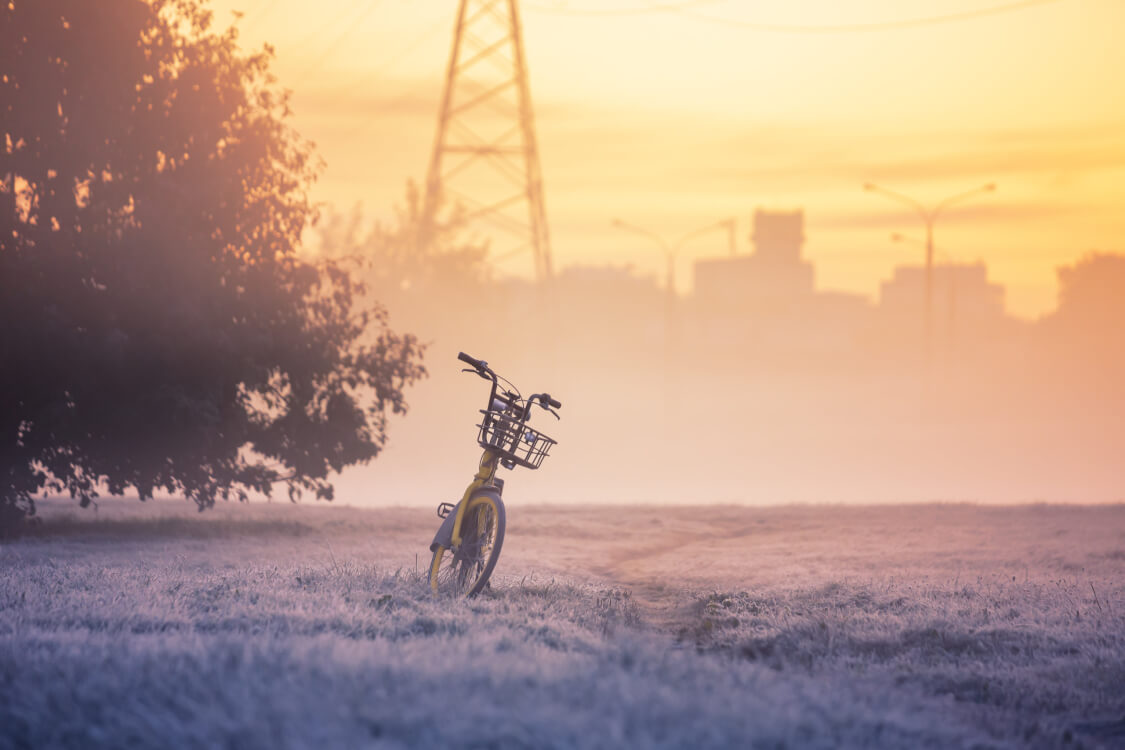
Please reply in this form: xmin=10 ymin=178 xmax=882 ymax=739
xmin=430 ymin=449 xmax=504 ymax=553
xmin=429 ymin=352 xmax=556 ymax=560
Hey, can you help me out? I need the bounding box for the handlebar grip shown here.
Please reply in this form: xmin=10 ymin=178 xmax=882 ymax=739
xmin=542 ymin=394 xmax=562 ymax=409
xmin=458 ymin=352 xmax=484 ymax=369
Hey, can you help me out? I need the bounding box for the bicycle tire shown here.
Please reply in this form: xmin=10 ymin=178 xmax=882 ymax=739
xmin=429 ymin=494 xmax=506 ymax=597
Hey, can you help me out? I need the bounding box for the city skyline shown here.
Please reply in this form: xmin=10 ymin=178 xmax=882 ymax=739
xmin=212 ymin=0 xmax=1125 ymax=318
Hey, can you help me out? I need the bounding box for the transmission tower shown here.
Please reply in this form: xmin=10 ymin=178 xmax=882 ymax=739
xmin=422 ymin=0 xmax=553 ymax=281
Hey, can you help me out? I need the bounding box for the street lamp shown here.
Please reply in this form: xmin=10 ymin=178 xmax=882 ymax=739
xmin=609 ymin=217 xmax=733 ymax=428
xmin=891 ymin=232 xmax=952 ymax=263
xmin=863 ymin=182 xmax=994 ymax=353
xmin=892 ymin=232 xmax=959 ymax=353
xmin=610 ymin=218 xmax=735 ymax=296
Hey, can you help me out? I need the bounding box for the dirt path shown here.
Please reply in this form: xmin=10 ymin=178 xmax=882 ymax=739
xmin=581 ymin=519 xmax=760 ymax=632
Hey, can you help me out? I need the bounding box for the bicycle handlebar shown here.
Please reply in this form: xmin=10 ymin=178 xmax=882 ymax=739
xmin=457 ymin=352 xmax=561 ymax=415
xmin=537 ymin=394 xmax=562 ymax=409
xmin=458 ymin=351 xmax=486 ymax=370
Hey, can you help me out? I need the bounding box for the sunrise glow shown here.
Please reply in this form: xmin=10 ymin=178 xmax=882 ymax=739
xmin=217 ymin=0 xmax=1125 ymax=318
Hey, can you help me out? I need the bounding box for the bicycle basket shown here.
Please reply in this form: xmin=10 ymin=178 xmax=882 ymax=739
xmin=477 ymin=411 xmax=556 ymax=470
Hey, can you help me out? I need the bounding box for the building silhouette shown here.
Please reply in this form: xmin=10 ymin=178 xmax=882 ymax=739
xmin=689 ymin=209 xmax=872 ymax=364
xmin=879 ymin=263 xmax=1004 ymax=326
xmin=693 ymin=210 xmax=815 ymax=315
xmin=874 ymin=261 xmax=1011 ymax=361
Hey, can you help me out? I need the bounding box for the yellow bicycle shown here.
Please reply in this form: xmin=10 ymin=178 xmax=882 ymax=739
xmin=428 ymin=352 xmax=561 ymax=596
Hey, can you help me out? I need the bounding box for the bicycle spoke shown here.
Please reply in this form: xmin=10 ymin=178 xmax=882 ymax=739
xmin=432 ymin=501 xmax=499 ymax=595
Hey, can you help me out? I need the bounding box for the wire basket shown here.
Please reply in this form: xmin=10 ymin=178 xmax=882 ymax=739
xmin=477 ymin=411 xmax=556 ymax=470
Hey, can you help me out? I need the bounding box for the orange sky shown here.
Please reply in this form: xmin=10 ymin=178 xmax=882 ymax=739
xmin=212 ymin=0 xmax=1125 ymax=318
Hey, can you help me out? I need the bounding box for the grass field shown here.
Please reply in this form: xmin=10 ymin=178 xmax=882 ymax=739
xmin=2 ymin=499 xmax=1123 ymax=749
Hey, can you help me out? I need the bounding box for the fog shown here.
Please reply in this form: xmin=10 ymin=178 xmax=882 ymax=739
xmin=329 ymin=216 xmax=1125 ymax=507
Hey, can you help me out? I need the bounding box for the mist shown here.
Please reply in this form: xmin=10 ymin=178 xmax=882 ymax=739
xmin=328 ymin=209 xmax=1124 ymax=508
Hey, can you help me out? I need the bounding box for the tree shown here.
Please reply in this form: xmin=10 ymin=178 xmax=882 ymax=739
xmin=1043 ymin=252 xmax=1125 ymax=370
xmin=1055 ymin=253 xmax=1125 ymax=324
xmin=314 ymin=184 xmax=493 ymax=348
xmin=0 ymin=0 xmax=425 ymax=536
xmin=317 ymin=183 xmax=491 ymax=299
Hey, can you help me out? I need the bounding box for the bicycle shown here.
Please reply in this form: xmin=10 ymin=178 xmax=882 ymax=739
xmin=427 ymin=352 xmax=562 ymax=597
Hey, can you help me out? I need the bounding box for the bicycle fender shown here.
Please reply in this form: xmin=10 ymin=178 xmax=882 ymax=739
xmin=430 ymin=508 xmax=458 ymax=552
xmin=430 ymin=488 xmax=503 ymax=552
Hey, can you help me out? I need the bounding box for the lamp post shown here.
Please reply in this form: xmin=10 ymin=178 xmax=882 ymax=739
xmin=891 ymin=232 xmax=958 ymax=358
xmin=610 ymin=218 xmax=735 ymax=298
xmin=863 ymin=183 xmax=994 ymax=355
xmin=609 ymin=217 xmax=733 ymax=433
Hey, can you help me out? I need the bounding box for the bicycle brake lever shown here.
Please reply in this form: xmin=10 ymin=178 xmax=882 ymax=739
xmin=461 ymin=367 xmax=491 ymax=380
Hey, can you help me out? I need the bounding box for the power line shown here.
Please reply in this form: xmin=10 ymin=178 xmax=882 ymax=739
xmin=237 ymin=0 xmax=283 ymax=34
xmin=296 ymin=0 xmax=385 ymax=83
xmin=322 ymin=16 xmax=454 ymax=143
xmin=659 ymin=0 xmax=1062 ymax=33
xmin=321 ymin=15 xmax=450 ymax=99
xmin=234 ymin=0 xmax=273 ymax=23
xmin=523 ymin=0 xmax=1062 ymax=32
xmin=291 ymin=0 xmax=379 ymax=52
xmin=310 ymin=0 xmax=1068 ymax=144
xmin=522 ymin=0 xmax=722 ymax=16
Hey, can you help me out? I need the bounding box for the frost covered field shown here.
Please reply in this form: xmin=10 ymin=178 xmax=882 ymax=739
xmin=2 ymin=501 xmax=1124 ymax=749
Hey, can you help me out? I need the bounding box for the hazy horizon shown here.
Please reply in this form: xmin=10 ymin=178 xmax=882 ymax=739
xmin=214 ymin=0 xmax=1125 ymax=318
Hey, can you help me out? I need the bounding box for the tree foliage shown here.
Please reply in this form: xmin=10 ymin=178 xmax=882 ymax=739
xmin=1042 ymin=252 xmax=1125 ymax=380
xmin=0 ymin=0 xmax=425 ymax=535
xmin=317 ymin=183 xmax=490 ymax=298
xmin=1056 ymin=253 xmax=1125 ymax=323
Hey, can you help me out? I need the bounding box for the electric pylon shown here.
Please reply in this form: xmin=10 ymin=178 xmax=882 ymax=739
xmin=422 ymin=0 xmax=553 ymax=281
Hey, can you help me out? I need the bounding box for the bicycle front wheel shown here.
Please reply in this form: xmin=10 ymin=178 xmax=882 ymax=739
xmin=429 ymin=494 xmax=506 ymax=597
